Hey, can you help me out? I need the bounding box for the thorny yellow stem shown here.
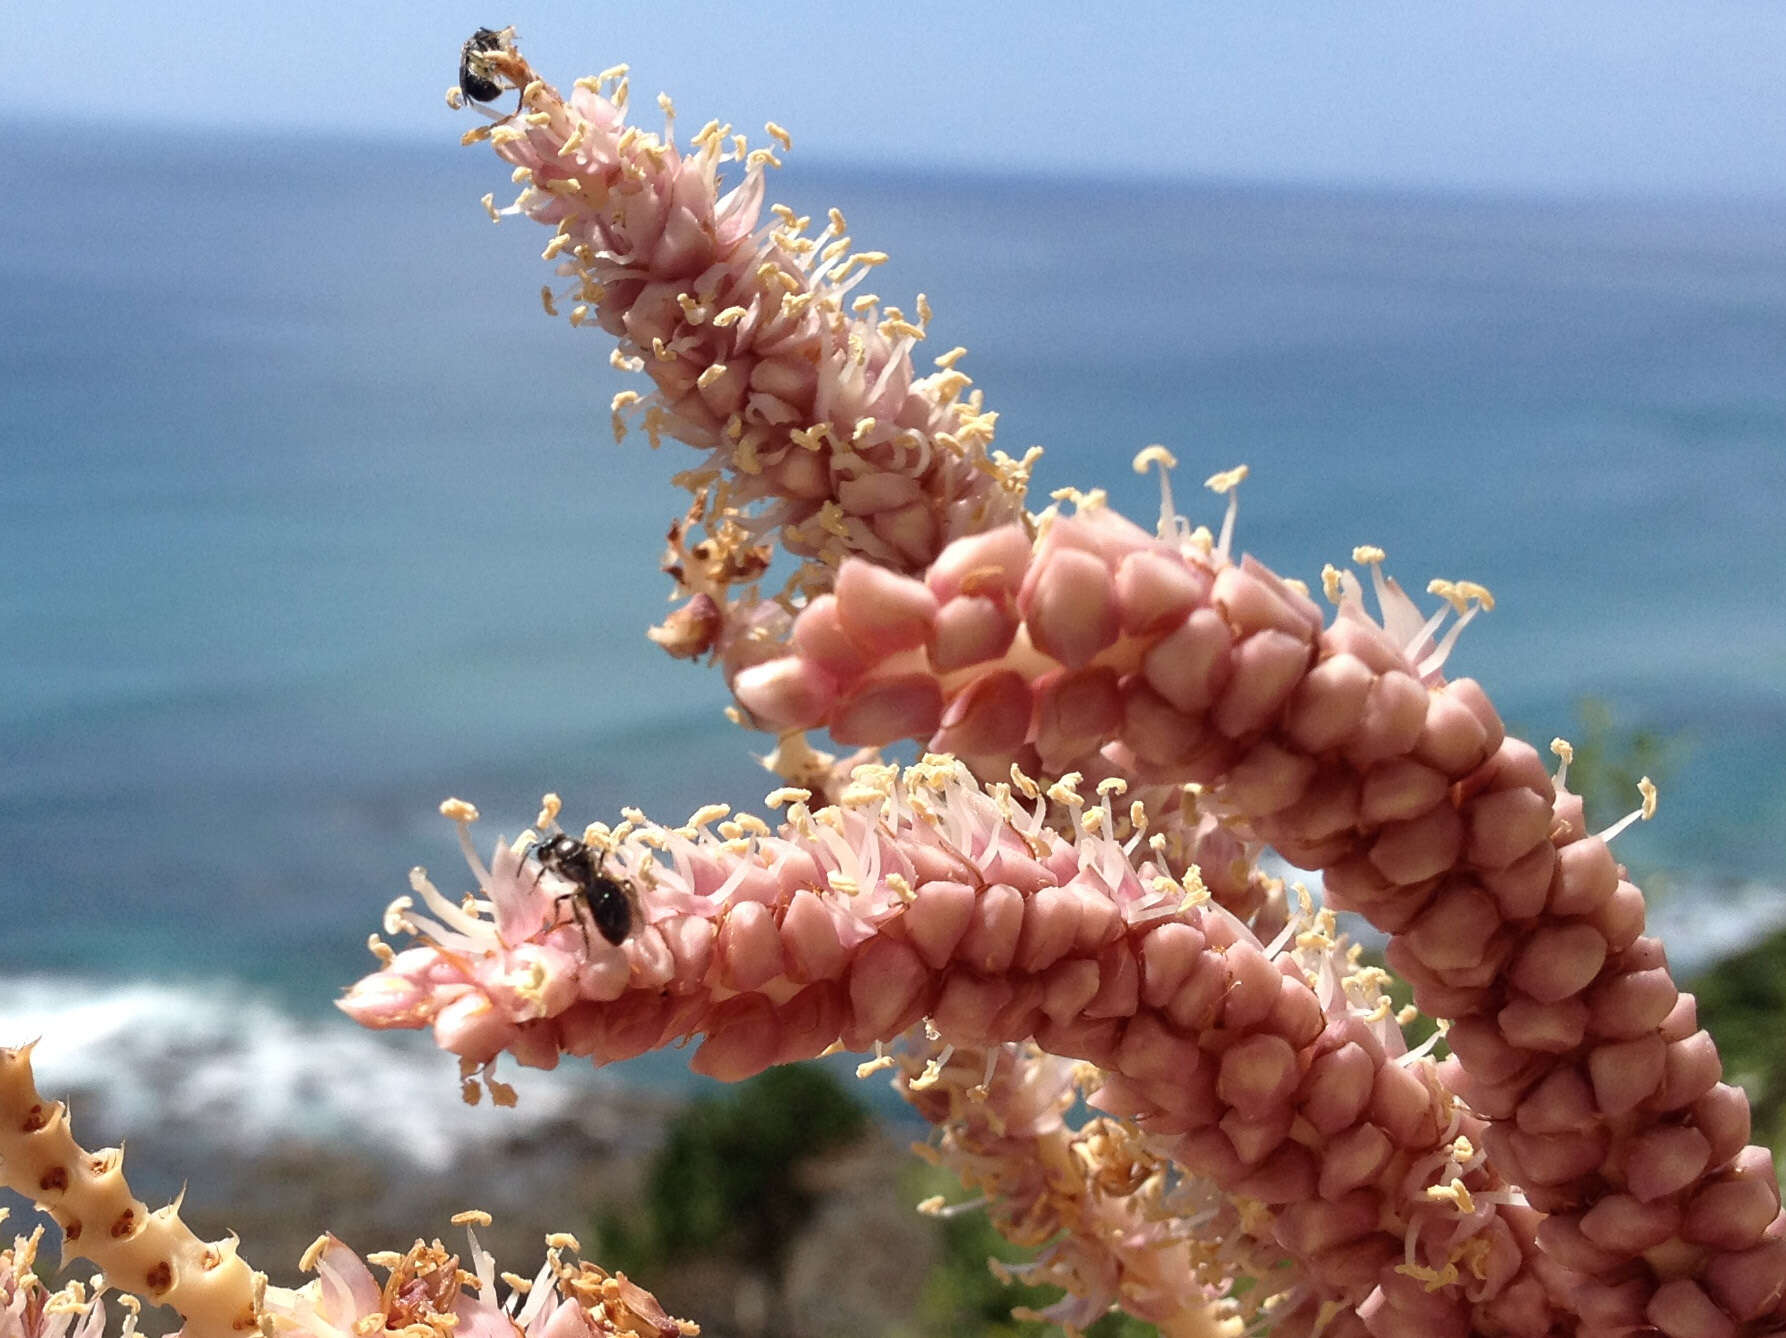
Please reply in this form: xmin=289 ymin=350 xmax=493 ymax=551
xmin=0 ymin=1044 xmax=264 ymax=1338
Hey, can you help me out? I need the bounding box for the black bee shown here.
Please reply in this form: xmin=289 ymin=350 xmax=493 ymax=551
xmin=458 ymin=27 xmax=512 ymax=104
xmin=530 ymin=833 xmax=637 ymax=947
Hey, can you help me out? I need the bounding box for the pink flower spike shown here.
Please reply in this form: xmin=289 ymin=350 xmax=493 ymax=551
xmin=834 ymin=559 xmax=939 ymax=656
xmin=469 ymin=39 xmax=1026 ymax=604
xmin=731 ymin=656 xmax=837 ymax=730
xmin=1020 ymin=544 xmax=1120 ymax=669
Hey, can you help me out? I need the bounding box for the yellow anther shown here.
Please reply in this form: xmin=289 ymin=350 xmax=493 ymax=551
xmin=1639 ymin=775 xmax=1658 ymax=820
xmin=451 ymin=1209 xmax=494 ymax=1226
xmin=1425 ymin=1179 xmax=1476 ymax=1214
xmin=765 ymin=786 xmax=812 ymax=809
xmin=818 ymin=500 xmax=852 ymax=538
xmin=440 ymin=797 xmax=479 ymax=823
xmin=480 ymin=193 xmax=500 ymax=222
xmin=536 ymin=793 xmax=563 ymax=828
xmin=933 ymin=345 xmax=968 ymax=369
xmin=1352 ymin=544 xmax=1385 ymax=565
xmin=687 ymin=803 xmax=731 ymax=829
xmin=1427 ymin=578 xmax=1465 ymax=613
xmin=539 ymin=285 xmax=558 ymax=317
xmin=1321 ymin=563 xmax=1345 ymax=604
xmin=696 ymin=363 xmax=728 ymax=390
xmin=1455 ymin=579 xmax=1495 ymax=610
xmin=299 ymin=1234 xmax=332 ymax=1271
xmin=766 ymin=121 xmax=792 ymax=150
xmin=1550 ymin=737 xmax=1575 ymax=767
xmin=1132 ymin=443 xmax=1177 ymax=472
xmin=1204 ymin=464 xmax=1248 ymax=494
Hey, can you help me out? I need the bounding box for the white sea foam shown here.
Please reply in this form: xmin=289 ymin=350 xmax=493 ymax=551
xmin=1647 ymin=878 xmax=1786 ymax=978
xmin=0 ymin=974 xmax=615 ymax=1172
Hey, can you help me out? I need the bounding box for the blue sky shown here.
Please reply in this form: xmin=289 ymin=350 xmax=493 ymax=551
xmin=12 ymin=2 xmax=1786 ymax=197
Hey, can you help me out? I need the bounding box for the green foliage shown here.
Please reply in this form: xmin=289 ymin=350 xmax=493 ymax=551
xmin=902 ymin=1161 xmax=1157 ymax=1338
xmin=598 ymin=1063 xmax=870 ymax=1277
xmin=600 ymin=1064 xmax=1165 ymax=1335
xmin=1687 ymin=926 xmax=1786 ymax=1173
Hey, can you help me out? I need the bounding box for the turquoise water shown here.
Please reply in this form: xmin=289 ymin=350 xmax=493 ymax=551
xmin=2 ymin=126 xmax=1783 ymax=1144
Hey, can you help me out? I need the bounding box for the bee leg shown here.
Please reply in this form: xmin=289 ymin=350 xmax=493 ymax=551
xmin=550 ymin=891 xmax=592 ymax=954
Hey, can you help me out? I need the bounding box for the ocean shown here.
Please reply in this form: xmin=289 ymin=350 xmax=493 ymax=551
xmin=2 ymin=124 xmax=1784 ymax=1172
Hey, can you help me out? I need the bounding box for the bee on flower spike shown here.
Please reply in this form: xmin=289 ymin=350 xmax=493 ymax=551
xmin=529 ymin=832 xmax=639 ymax=947
xmin=458 ymin=26 xmax=517 ymax=106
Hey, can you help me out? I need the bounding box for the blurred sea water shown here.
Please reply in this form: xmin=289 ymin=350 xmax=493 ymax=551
xmin=2 ymin=124 xmax=1783 ymax=1155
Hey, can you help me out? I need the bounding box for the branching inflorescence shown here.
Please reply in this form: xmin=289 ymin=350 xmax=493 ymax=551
xmin=1 ymin=27 xmax=1780 ymax=1338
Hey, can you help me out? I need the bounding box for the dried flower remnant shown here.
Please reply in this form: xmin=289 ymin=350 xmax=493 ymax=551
xmin=459 ymin=35 xmax=1031 ymax=643
xmin=263 ymin=1224 xmax=693 ymax=1338
xmin=899 ymin=1037 xmax=1249 ymax=1338
xmin=344 ymin=762 xmax=1567 ymax=1337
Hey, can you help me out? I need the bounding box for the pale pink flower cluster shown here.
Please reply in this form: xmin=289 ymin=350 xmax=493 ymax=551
xmin=716 ymin=487 xmax=1785 ymax=1334
xmin=461 ymin=34 xmax=1029 ymax=665
xmin=1 ymin=1211 xmax=105 ymax=1338
xmin=262 ymin=1226 xmax=689 ymax=1338
xmin=343 ymin=757 xmax=1555 ymax=1337
xmin=897 ymin=1036 xmax=1259 ymax=1337
xmin=347 ymin=32 xmax=1786 ymax=1338
xmin=4 ymin=28 xmax=1780 ymax=1338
